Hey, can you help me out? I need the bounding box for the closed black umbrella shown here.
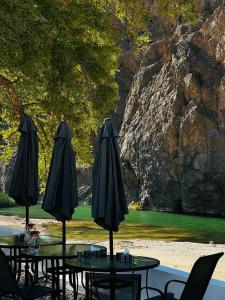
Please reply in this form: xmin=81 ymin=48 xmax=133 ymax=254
xmin=9 ymin=115 xmax=39 ymax=225
xmin=42 ymin=121 xmax=78 ymax=246
xmin=92 ymin=118 xmax=128 ymax=260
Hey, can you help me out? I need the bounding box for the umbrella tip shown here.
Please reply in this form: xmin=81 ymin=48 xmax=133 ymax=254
xmin=103 ymin=118 xmax=112 ymax=123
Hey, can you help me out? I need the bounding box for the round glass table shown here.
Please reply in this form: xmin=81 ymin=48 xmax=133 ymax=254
xmin=66 ymin=255 xmax=160 ymax=300
xmin=0 ymin=235 xmax=62 ymax=249
xmin=21 ymin=243 xmax=107 ymax=300
xmin=21 ymin=243 xmax=106 ymax=259
xmin=66 ymin=255 xmax=159 ymax=271
xmin=0 ymin=235 xmax=62 ymax=280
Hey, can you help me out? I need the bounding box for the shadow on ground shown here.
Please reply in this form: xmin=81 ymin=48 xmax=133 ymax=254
xmin=47 ymin=220 xmax=224 ymax=243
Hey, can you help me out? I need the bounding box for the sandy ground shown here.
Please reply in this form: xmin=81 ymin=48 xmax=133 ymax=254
xmin=96 ymin=239 xmax=225 ymax=281
xmin=1 ymin=215 xmax=225 ymax=280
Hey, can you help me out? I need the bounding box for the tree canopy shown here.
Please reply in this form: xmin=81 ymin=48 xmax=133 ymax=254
xmin=0 ymin=0 xmax=197 ymax=190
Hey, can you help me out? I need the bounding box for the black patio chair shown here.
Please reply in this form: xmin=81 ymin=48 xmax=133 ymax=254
xmin=46 ymin=260 xmax=81 ymax=300
xmin=86 ymin=272 xmax=141 ymax=300
xmin=136 ymin=252 xmax=224 ymax=300
xmin=0 ymin=249 xmax=57 ymax=300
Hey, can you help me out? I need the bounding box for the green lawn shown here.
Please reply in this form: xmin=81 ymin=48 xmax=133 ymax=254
xmin=1 ymin=205 xmax=225 ymax=243
xmin=0 ymin=205 xmax=91 ymax=220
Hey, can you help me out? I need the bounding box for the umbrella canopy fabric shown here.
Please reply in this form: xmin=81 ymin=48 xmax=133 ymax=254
xmin=42 ymin=121 xmax=78 ymax=222
xmin=9 ymin=115 xmax=39 ymax=207
xmin=92 ymin=118 xmax=128 ymax=232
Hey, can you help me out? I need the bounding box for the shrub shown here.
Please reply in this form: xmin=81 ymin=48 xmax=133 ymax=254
xmin=0 ymin=193 xmax=18 ymax=208
xmin=128 ymin=201 xmax=142 ymax=211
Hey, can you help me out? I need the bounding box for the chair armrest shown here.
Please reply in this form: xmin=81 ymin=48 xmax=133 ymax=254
xmin=164 ymin=279 xmax=186 ymax=295
xmin=136 ymin=286 xmax=164 ymax=300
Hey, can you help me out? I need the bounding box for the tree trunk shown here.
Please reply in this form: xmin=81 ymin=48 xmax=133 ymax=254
xmin=0 ymin=74 xmax=23 ymax=118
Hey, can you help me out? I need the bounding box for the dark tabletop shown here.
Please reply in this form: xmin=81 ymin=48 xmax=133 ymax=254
xmin=66 ymin=255 xmax=160 ymax=272
xmin=21 ymin=244 xmax=106 ymax=259
xmin=0 ymin=235 xmax=62 ymax=249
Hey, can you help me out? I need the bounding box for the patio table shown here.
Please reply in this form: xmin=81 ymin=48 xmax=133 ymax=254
xmin=0 ymin=235 xmax=62 ymax=279
xmin=0 ymin=234 xmax=62 ymax=250
xmin=66 ymin=255 xmax=160 ymax=300
xmin=21 ymin=243 xmax=106 ymax=299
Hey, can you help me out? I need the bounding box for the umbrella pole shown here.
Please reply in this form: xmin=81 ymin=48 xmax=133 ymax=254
xmin=62 ymin=220 xmax=66 ymax=247
xmin=109 ymin=230 xmax=115 ymax=299
xmin=109 ymin=230 xmax=115 ymax=300
xmin=109 ymin=230 xmax=114 ymax=261
xmin=25 ymin=206 xmax=30 ymax=286
xmin=26 ymin=206 xmax=29 ymax=226
xmin=62 ymin=220 xmax=66 ymax=299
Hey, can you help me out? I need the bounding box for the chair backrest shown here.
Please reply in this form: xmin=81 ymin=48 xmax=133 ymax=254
xmin=0 ymin=249 xmax=20 ymax=296
xmin=180 ymin=252 xmax=224 ymax=300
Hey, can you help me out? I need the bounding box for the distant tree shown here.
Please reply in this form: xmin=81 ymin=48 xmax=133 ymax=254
xmin=0 ymin=0 xmax=198 ymax=190
xmin=103 ymin=0 xmax=198 ymax=49
xmin=0 ymin=0 xmax=120 ymax=189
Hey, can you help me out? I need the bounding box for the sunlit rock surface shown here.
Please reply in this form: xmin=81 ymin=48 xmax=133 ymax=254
xmin=120 ymin=6 xmax=225 ymax=214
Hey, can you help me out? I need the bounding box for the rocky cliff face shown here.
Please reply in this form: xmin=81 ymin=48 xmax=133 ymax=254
xmin=0 ymin=156 xmax=15 ymax=193
xmin=113 ymin=0 xmax=225 ymax=132
xmin=120 ymin=6 xmax=225 ymax=214
xmin=0 ymin=162 xmax=9 ymax=192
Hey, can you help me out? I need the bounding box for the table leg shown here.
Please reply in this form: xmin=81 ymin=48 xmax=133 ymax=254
xmin=25 ymin=258 xmax=30 ymax=285
xmin=132 ymin=271 xmax=135 ymax=300
xmin=62 ymin=258 xmax=66 ymax=300
xmin=33 ymin=259 xmax=39 ymax=283
xmin=16 ymin=249 xmax=22 ymax=283
xmin=90 ymin=271 xmax=93 ymax=299
xmin=86 ymin=271 xmax=98 ymax=300
xmin=13 ymin=248 xmax=17 ymax=272
xmin=49 ymin=258 xmax=61 ymax=299
xmin=81 ymin=271 xmax=86 ymax=289
xmin=146 ymin=269 xmax=149 ymax=299
xmin=110 ymin=271 xmax=116 ymax=300
xmin=9 ymin=248 xmax=17 ymax=273
xmin=85 ymin=272 xmax=89 ymax=299
xmin=68 ymin=267 xmax=78 ymax=300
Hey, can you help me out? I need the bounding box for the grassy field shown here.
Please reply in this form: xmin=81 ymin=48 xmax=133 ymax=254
xmin=1 ymin=205 xmax=225 ymax=243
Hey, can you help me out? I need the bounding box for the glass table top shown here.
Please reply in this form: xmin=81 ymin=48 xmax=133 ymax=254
xmin=66 ymin=255 xmax=160 ymax=272
xmin=0 ymin=235 xmax=62 ymax=248
xmin=21 ymin=243 xmax=106 ymax=258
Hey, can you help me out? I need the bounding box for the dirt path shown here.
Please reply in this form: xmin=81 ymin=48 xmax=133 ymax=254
xmin=1 ymin=215 xmax=224 ymax=280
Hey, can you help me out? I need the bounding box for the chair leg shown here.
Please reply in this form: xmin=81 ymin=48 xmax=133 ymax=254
xmin=51 ymin=290 xmax=58 ymax=300
xmin=70 ymin=271 xmax=78 ymax=300
xmin=50 ymin=259 xmax=61 ymax=299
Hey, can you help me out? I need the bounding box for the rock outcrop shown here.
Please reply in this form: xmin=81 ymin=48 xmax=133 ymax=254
xmin=76 ymin=167 xmax=92 ymax=204
xmin=112 ymin=51 xmax=141 ymax=132
xmin=0 ymin=157 xmax=14 ymax=193
xmin=120 ymin=6 xmax=225 ymax=215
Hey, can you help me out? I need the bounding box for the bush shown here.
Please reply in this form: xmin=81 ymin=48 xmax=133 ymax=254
xmin=128 ymin=201 xmax=142 ymax=211
xmin=0 ymin=193 xmax=18 ymax=208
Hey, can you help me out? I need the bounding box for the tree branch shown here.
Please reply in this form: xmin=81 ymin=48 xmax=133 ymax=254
xmin=22 ymin=102 xmax=39 ymax=108
xmin=34 ymin=116 xmax=51 ymax=145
